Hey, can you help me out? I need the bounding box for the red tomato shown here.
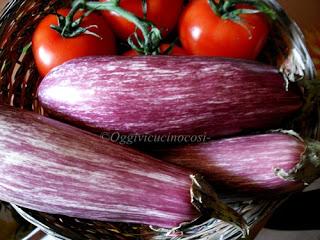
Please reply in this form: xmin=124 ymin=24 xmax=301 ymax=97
xmin=100 ymin=0 xmax=184 ymax=41
xmin=123 ymin=44 xmax=188 ymax=56
xmin=179 ymin=0 xmax=270 ymax=59
xmin=32 ymin=9 xmax=116 ymax=76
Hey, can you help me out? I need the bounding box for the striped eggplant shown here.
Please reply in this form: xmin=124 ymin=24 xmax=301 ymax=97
xmin=38 ymin=56 xmax=302 ymax=138
xmin=148 ymin=132 xmax=320 ymax=194
xmin=0 ymin=105 xmax=198 ymax=228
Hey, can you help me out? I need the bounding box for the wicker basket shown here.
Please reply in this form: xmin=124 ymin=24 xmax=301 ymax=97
xmin=0 ymin=0 xmax=317 ymax=239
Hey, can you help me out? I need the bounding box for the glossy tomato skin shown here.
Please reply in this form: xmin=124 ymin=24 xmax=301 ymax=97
xmin=32 ymin=9 xmax=116 ymax=76
xmin=179 ymin=0 xmax=270 ymax=59
xmin=100 ymin=0 xmax=184 ymax=41
xmin=123 ymin=44 xmax=188 ymax=56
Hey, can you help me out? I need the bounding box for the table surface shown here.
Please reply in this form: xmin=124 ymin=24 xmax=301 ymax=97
xmin=0 ymin=0 xmax=319 ymax=240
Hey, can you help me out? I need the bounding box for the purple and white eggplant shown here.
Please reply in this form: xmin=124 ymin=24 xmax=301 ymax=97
xmin=1 ymin=106 xmax=320 ymax=233
xmin=38 ymin=56 xmax=302 ymax=138
xmin=148 ymin=131 xmax=320 ymax=195
xmin=0 ymin=105 xmax=198 ymax=228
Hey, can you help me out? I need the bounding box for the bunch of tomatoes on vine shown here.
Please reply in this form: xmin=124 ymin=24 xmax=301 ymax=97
xmin=32 ymin=0 xmax=276 ymax=76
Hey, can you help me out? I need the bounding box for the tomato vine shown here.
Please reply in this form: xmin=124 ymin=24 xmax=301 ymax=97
xmin=51 ymin=0 xmax=162 ymax=55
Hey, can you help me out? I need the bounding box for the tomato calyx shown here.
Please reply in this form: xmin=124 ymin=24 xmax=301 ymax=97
xmin=57 ymin=0 xmax=162 ymax=54
xmin=126 ymin=19 xmax=162 ymax=55
xmin=85 ymin=0 xmax=162 ymax=55
xmin=208 ymin=0 xmax=277 ymax=22
xmin=131 ymin=41 xmax=176 ymax=55
xmin=50 ymin=9 xmax=101 ymax=38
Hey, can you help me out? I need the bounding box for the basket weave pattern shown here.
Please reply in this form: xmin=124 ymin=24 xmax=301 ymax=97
xmin=0 ymin=0 xmax=63 ymax=111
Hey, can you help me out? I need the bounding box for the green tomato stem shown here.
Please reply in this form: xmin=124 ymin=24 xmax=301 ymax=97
xmin=208 ymin=0 xmax=220 ymax=16
xmin=142 ymin=0 xmax=148 ymax=19
xmin=62 ymin=0 xmax=85 ymax=35
xmin=53 ymin=0 xmax=162 ymax=55
xmin=207 ymin=0 xmax=277 ymax=21
xmin=85 ymin=1 xmax=151 ymax=46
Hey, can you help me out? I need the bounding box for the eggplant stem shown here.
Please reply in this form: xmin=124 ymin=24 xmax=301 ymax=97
xmin=190 ymin=174 xmax=250 ymax=238
xmin=274 ymin=134 xmax=320 ymax=185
